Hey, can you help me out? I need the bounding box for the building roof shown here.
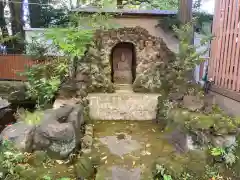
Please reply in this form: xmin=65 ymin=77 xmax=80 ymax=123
xmin=72 ymin=7 xmax=177 ymax=17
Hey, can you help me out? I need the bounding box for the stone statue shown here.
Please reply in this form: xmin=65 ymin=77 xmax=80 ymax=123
xmin=114 ymin=52 xmax=132 ymax=84
xmin=117 ymin=53 xmax=130 ymax=71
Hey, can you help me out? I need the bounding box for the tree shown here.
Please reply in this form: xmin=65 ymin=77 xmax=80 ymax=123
xmin=28 ymin=0 xmax=70 ymax=28
xmin=179 ymin=0 xmax=193 ymax=24
xmin=0 ymin=0 xmax=8 ymax=38
xmin=9 ymin=0 xmax=25 ymax=53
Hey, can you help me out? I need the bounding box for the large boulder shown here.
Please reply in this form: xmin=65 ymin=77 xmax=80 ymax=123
xmin=1 ymin=122 xmax=35 ymax=152
xmin=0 ymin=81 xmax=27 ymax=102
xmin=33 ymin=104 xmax=84 ymax=159
xmin=0 ymin=104 xmax=85 ymax=159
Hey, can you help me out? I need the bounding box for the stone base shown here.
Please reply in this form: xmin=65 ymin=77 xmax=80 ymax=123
xmin=88 ymin=92 xmax=159 ymax=120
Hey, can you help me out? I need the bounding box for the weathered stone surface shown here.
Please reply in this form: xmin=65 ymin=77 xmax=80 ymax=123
xmin=81 ymin=124 xmax=93 ymax=154
xmin=75 ymin=26 xmax=176 ymax=93
xmin=165 ymin=127 xmax=188 ymax=153
xmin=88 ymin=92 xmax=159 ymax=120
xmin=203 ymin=94 xmax=216 ymax=113
xmin=32 ymin=131 xmax=50 ymax=150
xmin=112 ymin=166 xmax=141 ymax=180
xmin=99 ymin=134 xmax=141 ymax=157
xmin=1 ymin=104 xmax=85 ymax=159
xmin=169 ymin=92 xmax=184 ymax=101
xmin=67 ymin=104 xmax=85 ymax=145
xmin=212 ymin=135 xmax=236 ymax=148
xmin=57 ymin=79 xmax=78 ymax=98
xmin=183 ymin=95 xmax=204 ymax=111
xmin=33 ymin=105 xmax=80 ymax=159
xmin=0 ymin=81 xmax=27 ymax=102
xmin=37 ymin=121 xmax=75 ymax=141
xmin=1 ymin=122 xmax=35 ymax=152
xmin=53 ymin=98 xmax=81 ymax=109
xmin=40 ymin=105 xmax=73 ymax=123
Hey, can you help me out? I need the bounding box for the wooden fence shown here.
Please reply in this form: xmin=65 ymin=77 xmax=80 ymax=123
xmin=0 ymin=55 xmax=34 ymax=81
xmin=209 ymin=0 xmax=240 ymax=97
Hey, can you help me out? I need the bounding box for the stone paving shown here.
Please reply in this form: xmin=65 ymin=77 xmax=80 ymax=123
xmin=99 ymin=133 xmax=141 ymax=157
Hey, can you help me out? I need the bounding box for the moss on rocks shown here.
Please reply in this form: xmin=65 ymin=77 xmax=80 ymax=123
xmin=167 ymin=108 xmax=240 ymax=136
xmin=153 ymin=150 xmax=207 ymax=179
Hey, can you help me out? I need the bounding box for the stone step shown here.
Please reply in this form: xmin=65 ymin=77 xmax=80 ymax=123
xmin=88 ymin=92 xmax=160 ymax=121
xmin=115 ymin=84 xmax=133 ymax=91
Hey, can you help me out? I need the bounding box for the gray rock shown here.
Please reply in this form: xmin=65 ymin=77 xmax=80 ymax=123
xmin=0 ymin=97 xmax=10 ymax=109
xmin=32 ymin=105 xmax=83 ymax=159
xmin=37 ymin=121 xmax=75 ymax=141
xmin=212 ymin=135 xmax=236 ymax=148
xmin=67 ymin=105 xmax=85 ymax=144
xmin=169 ymin=92 xmax=184 ymax=101
xmin=183 ymin=95 xmax=204 ymax=111
xmin=0 ymin=81 xmax=27 ymax=102
xmin=39 ymin=105 xmax=74 ymax=124
xmin=1 ymin=122 xmax=35 ymax=152
xmin=165 ymin=127 xmax=188 ymax=153
xmin=112 ymin=166 xmax=141 ymax=180
xmin=34 ymin=120 xmax=76 ymax=159
xmin=0 ymin=104 xmax=85 ymax=159
xmin=99 ymin=134 xmax=141 ymax=157
xmin=32 ymin=131 xmax=50 ymax=150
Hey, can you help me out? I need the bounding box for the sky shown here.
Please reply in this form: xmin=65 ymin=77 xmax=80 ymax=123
xmin=200 ymin=0 xmax=215 ymax=14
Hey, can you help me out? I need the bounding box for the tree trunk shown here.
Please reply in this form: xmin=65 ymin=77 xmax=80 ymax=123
xmin=179 ymin=0 xmax=194 ymax=81
xmin=0 ymin=1 xmax=8 ymax=38
xmin=9 ymin=0 xmax=25 ymax=53
xmin=179 ymin=0 xmax=193 ymax=24
xmin=0 ymin=1 xmax=15 ymax=53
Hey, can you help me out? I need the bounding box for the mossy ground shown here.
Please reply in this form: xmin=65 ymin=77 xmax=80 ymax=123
xmin=91 ymin=120 xmax=240 ymax=180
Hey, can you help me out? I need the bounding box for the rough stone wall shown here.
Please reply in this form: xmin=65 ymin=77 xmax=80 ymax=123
xmin=75 ymin=26 xmax=176 ymax=93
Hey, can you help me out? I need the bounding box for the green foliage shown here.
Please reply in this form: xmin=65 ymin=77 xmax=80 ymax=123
xmin=21 ymin=61 xmax=66 ymax=108
xmin=23 ymin=13 xmax=115 ymax=108
xmin=153 ymin=164 xmax=173 ymax=180
xmin=82 ymin=0 xmax=178 ymax=9
xmin=203 ymin=165 xmax=222 ymax=179
xmin=169 ymin=19 xmax=213 ymax=91
xmin=26 ymin=37 xmax=50 ymax=61
xmin=142 ymin=0 xmax=178 ymax=9
xmin=159 ymin=13 xmax=213 ymax=35
xmin=0 ymin=140 xmax=75 ymax=179
xmin=45 ymin=13 xmax=116 ymax=57
xmin=0 ymin=140 xmax=27 ymax=179
xmin=15 ymin=109 xmax=44 ymax=125
xmin=28 ymin=0 xmax=70 ymax=28
xmin=174 ymin=18 xmax=211 ymax=70
xmin=211 ymin=147 xmax=226 ymax=157
xmin=210 ymin=143 xmax=238 ymax=167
